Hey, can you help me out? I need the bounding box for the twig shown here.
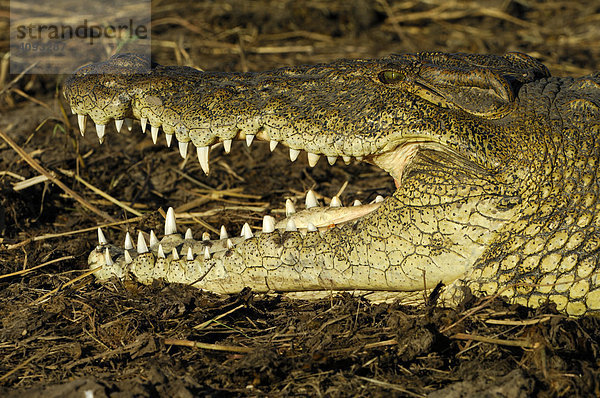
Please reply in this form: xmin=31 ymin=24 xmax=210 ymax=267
xmin=164 ymin=338 xmax=253 ymax=353
xmin=451 ymin=333 xmax=541 ymax=349
xmin=58 ymin=168 xmax=143 ymax=217
xmin=0 ymin=255 xmax=74 ymax=280
xmin=0 ymin=127 xmax=115 ymax=223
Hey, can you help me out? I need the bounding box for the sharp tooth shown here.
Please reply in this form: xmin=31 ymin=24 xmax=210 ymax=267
xmin=204 ymin=247 xmax=210 ymax=260
xmin=289 ymin=148 xmax=300 ymax=162
xmin=307 ymin=223 xmax=318 ymax=232
xmin=151 ymin=125 xmax=159 ymax=144
xmin=98 ymin=228 xmax=107 ymax=245
xmin=171 ymin=248 xmax=180 ymax=260
xmin=165 ymin=207 xmax=177 ymax=235
xmin=305 ymin=190 xmax=318 ymax=209
xmin=285 ymin=199 xmax=296 ymax=216
xmin=70 ymin=107 xmax=75 ymax=115
xmin=197 ymin=146 xmax=210 ymax=175
xmin=178 ymin=141 xmax=188 ymax=158
xmin=186 ymin=247 xmax=194 ymax=260
xmin=227 ymin=239 xmax=234 ymax=249
xmin=307 ymin=153 xmax=320 ymax=167
xmin=158 ymin=244 xmax=166 ymax=258
xmin=343 ymin=156 xmax=351 ymax=164
xmin=223 ymin=139 xmax=232 ymax=153
xmin=149 ymin=230 xmax=158 ymax=247
xmin=115 ymin=119 xmax=124 ymax=133
xmin=124 ymin=250 xmax=133 ymax=264
xmin=353 ymin=199 xmax=362 ymax=206
xmin=270 ymin=140 xmax=278 ymax=151
xmin=137 ymin=231 xmax=148 ymax=254
xmin=104 ymin=248 xmax=113 ymax=266
xmin=124 ymin=231 xmax=133 ymax=250
xmin=262 ymin=215 xmax=275 ymax=233
xmin=327 ymin=156 xmax=337 ymax=165
xmin=185 ymin=228 xmax=193 ymax=240
xmin=356 ymin=156 xmax=364 ymax=161
xmin=241 ymin=223 xmax=253 ymax=239
xmin=140 ymin=117 xmax=147 ymax=132
xmin=125 ymin=118 xmax=133 ymax=131
xmin=285 ymin=219 xmax=297 ymax=232
xmin=95 ymin=124 xmax=106 ymax=143
xmin=330 ymin=196 xmax=342 ymax=207
xmin=165 ymin=134 xmax=173 ymax=147
xmin=220 ymin=225 xmax=228 ymax=240
xmin=245 ymin=134 xmax=255 ymax=147
xmin=375 ymin=195 xmax=384 ymax=203
xmin=78 ymin=114 xmax=86 ymax=136
xmin=202 ymin=232 xmax=210 ymax=241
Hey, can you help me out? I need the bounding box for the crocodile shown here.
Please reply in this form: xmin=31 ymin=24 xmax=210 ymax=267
xmin=63 ymin=52 xmax=600 ymax=316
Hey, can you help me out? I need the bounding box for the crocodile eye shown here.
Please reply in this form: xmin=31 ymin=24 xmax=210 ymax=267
xmin=379 ymin=70 xmax=404 ymax=84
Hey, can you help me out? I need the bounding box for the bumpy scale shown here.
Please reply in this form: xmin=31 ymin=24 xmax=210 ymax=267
xmin=64 ymin=52 xmax=600 ymax=316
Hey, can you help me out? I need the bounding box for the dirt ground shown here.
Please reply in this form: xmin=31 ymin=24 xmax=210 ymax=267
xmin=1 ymin=1 xmax=600 ymax=396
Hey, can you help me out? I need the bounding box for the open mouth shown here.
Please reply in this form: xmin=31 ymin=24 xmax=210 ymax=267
xmin=68 ymin=111 xmax=425 ymax=235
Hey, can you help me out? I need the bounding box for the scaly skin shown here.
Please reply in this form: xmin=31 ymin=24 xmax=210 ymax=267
xmin=63 ymin=52 xmax=600 ymax=316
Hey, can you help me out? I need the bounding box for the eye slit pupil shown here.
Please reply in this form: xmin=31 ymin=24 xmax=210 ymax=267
xmin=379 ymin=70 xmax=403 ymax=84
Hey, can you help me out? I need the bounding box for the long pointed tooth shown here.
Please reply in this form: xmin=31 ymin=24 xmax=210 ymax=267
xmin=165 ymin=134 xmax=173 ymax=147
xmin=219 ymin=225 xmax=228 ymax=240
xmin=262 ymin=215 xmax=275 ymax=233
xmin=307 ymin=152 xmax=320 ymax=167
xmin=285 ymin=219 xmax=297 ymax=232
xmin=202 ymin=232 xmax=210 ymax=241
xmin=223 ymin=139 xmax=232 ymax=153
xmin=307 ymin=223 xmax=318 ymax=232
xmin=171 ymin=248 xmax=180 ymax=260
xmin=124 ymin=231 xmax=134 ymax=250
xmin=149 ymin=230 xmax=158 ymax=247
xmin=125 ymin=118 xmax=133 ymax=131
xmin=204 ymin=247 xmax=210 ymax=260
xmin=151 ymin=125 xmax=159 ymax=144
xmin=327 ymin=156 xmax=337 ymax=165
xmin=95 ymin=124 xmax=106 ymax=144
xmin=104 ymin=248 xmax=113 ymax=266
xmin=124 ymin=250 xmax=133 ymax=264
xmin=356 ymin=156 xmax=364 ymax=161
xmin=70 ymin=107 xmax=75 ymax=115
xmin=343 ymin=156 xmax=351 ymax=164
xmin=78 ymin=114 xmax=86 ymax=136
xmin=305 ymin=190 xmax=318 ymax=209
xmin=158 ymin=244 xmax=166 ymax=258
xmin=178 ymin=141 xmax=188 ymax=158
xmin=245 ymin=134 xmax=255 ymax=147
xmin=186 ymin=247 xmax=194 ymax=261
xmin=227 ymin=239 xmax=234 ymax=249
xmin=137 ymin=231 xmax=149 ymax=254
xmin=165 ymin=207 xmax=177 ymax=235
xmin=353 ymin=199 xmax=362 ymax=206
xmin=285 ymin=199 xmax=296 ymax=216
xmin=185 ymin=228 xmax=193 ymax=240
xmin=115 ymin=119 xmax=124 ymax=133
xmin=374 ymin=195 xmax=384 ymax=203
xmin=330 ymin=196 xmax=342 ymax=207
xmin=197 ymin=146 xmax=210 ymax=175
xmin=241 ymin=223 xmax=253 ymax=239
xmin=289 ymin=148 xmax=301 ymax=162
xmin=270 ymin=140 xmax=278 ymax=151
xmin=98 ymin=228 xmax=107 ymax=245
xmin=140 ymin=117 xmax=147 ymax=132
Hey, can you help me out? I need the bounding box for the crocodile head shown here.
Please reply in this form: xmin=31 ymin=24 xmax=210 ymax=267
xmin=63 ymin=52 xmax=600 ymax=316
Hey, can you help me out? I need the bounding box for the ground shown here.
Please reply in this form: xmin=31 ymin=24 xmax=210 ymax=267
xmin=1 ymin=1 xmax=600 ymax=396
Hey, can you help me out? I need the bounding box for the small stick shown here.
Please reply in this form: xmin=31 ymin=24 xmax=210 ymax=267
xmin=451 ymin=333 xmax=541 ymax=349
xmin=164 ymin=338 xmax=253 ymax=353
xmin=0 ymin=255 xmax=74 ymax=280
